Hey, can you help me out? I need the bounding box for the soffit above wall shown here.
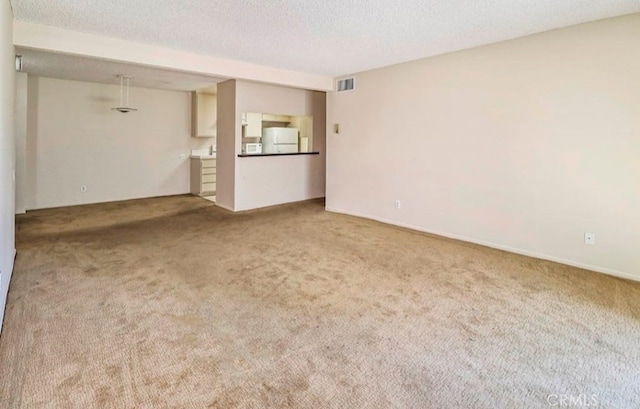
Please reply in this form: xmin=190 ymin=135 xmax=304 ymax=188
xmin=10 ymin=0 xmax=640 ymax=77
xmin=13 ymin=21 xmax=334 ymax=91
xmin=15 ymin=48 xmax=225 ymax=92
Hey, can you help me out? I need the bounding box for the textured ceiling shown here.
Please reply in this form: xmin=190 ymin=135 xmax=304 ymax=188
xmin=11 ymin=0 xmax=640 ymax=77
xmin=15 ymin=49 xmax=225 ymax=91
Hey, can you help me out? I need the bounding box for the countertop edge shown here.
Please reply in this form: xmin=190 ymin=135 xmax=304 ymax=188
xmin=190 ymin=155 xmax=217 ymax=159
xmin=238 ymin=152 xmax=320 ymax=158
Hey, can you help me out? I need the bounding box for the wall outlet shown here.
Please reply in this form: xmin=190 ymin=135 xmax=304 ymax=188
xmin=584 ymin=232 xmax=595 ymax=245
xmin=394 ymin=200 xmax=401 ymax=209
xmin=80 ymin=185 xmax=87 ymax=193
xmin=179 ymin=153 xmax=187 ymax=159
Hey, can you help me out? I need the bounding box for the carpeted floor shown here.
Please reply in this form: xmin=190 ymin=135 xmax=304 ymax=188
xmin=0 ymin=195 xmax=639 ymax=408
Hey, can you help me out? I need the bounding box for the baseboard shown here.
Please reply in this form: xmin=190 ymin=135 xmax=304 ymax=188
xmin=214 ymin=202 xmax=235 ymax=212
xmin=234 ymin=195 xmax=326 ymax=213
xmin=0 ymin=249 xmax=17 ymax=336
xmin=26 ymin=191 xmax=193 ymax=212
xmin=325 ymin=206 xmax=639 ymax=283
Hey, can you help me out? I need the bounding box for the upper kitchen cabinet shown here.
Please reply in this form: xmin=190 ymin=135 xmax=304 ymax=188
xmin=192 ymin=92 xmax=217 ymax=138
xmin=262 ymin=114 xmax=292 ymax=122
xmin=243 ymin=112 xmax=263 ymax=137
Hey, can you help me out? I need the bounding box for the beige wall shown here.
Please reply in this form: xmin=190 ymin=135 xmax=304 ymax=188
xmin=0 ymin=0 xmax=16 ymax=331
xmin=21 ymin=76 xmax=211 ymax=210
xmin=216 ymin=80 xmax=236 ymax=211
xmin=217 ymin=80 xmax=326 ymax=211
xmin=326 ymin=14 xmax=640 ymax=280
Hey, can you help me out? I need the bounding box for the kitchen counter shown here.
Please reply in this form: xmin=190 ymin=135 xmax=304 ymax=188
xmin=190 ymin=155 xmax=216 ymax=196
xmin=190 ymin=153 xmax=216 ymax=159
xmin=237 ymin=152 xmax=319 ymax=157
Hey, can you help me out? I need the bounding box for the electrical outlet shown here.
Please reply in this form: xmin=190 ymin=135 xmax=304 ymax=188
xmin=80 ymin=185 xmax=87 ymax=193
xmin=584 ymin=232 xmax=595 ymax=245
xmin=395 ymin=200 xmax=401 ymax=209
xmin=179 ymin=153 xmax=187 ymax=159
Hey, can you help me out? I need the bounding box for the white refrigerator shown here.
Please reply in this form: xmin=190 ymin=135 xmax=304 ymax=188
xmin=262 ymin=127 xmax=299 ymax=153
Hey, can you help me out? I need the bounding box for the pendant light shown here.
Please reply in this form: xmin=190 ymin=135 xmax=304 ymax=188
xmin=111 ymin=74 xmax=138 ymax=113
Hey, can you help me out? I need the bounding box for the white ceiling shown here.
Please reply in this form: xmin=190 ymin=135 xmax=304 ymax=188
xmin=11 ymin=0 xmax=640 ymax=81
xmin=15 ymin=49 xmax=225 ymax=92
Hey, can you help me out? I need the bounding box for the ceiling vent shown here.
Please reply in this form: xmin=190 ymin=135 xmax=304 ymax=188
xmin=336 ymin=77 xmax=355 ymax=92
xmin=111 ymin=74 xmax=138 ymax=113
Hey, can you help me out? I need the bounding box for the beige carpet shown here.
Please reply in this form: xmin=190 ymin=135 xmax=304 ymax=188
xmin=1 ymin=195 xmax=639 ymax=408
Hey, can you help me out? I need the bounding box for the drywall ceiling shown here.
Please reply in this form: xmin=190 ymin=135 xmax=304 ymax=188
xmin=11 ymin=0 xmax=640 ymax=77
xmin=15 ymin=48 xmax=225 ymax=91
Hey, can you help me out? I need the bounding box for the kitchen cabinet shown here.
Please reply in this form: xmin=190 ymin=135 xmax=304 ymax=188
xmin=191 ymin=93 xmax=217 ymax=138
xmin=262 ymin=114 xmax=292 ymax=122
xmin=190 ymin=158 xmax=216 ymax=196
xmin=244 ymin=112 xmax=262 ymax=137
xmin=288 ymin=116 xmax=313 ymax=152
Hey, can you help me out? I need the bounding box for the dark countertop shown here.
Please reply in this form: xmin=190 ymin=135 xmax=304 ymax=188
xmin=238 ymin=152 xmax=320 ymax=158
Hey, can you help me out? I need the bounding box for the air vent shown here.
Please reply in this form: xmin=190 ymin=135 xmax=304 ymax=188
xmin=336 ymin=77 xmax=355 ymax=92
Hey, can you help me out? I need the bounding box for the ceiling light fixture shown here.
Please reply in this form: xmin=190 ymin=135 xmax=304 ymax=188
xmin=111 ymin=74 xmax=138 ymax=113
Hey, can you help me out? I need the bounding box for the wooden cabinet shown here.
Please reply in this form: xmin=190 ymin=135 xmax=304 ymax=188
xmin=190 ymin=158 xmax=216 ymax=196
xmin=191 ymin=93 xmax=217 ymax=138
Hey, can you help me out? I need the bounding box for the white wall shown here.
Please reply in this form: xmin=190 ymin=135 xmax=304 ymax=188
xmin=327 ymin=14 xmax=640 ymax=280
xmin=233 ymin=81 xmax=326 ymax=211
xmin=14 ymin=72 xmax=27 ymax=214
xmin=21 ymin=76 xmax=212 ymax=210
xmin=0 ymin=0 xmax=16 ymax=332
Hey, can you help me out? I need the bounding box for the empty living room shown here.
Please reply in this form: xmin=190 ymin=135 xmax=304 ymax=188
xmin=1 ymin=1 xmax=639 ymax=408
